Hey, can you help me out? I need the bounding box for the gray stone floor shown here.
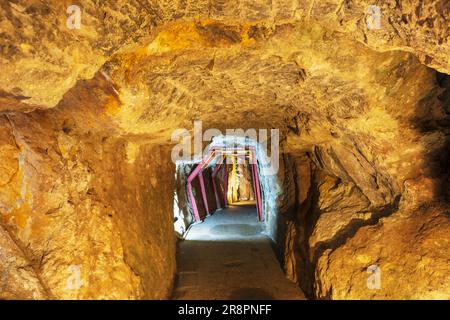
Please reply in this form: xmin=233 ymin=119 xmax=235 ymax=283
xmin=172 ymin=203 xmax=305 ymax=300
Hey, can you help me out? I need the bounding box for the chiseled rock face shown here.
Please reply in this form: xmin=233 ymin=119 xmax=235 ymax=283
xmin=279 ymin=149 xmax=449 ymax=299
xmin=315 ymin=205 xmax=450 ymax=299
xmin=0 ymin=0 xmax=164 ymax=110
xmin=304 ymin=0 xmax=450 ymax=74
xmin=0 ymin=109 xmax=176 ymax=299
xmin=0 ymin=1 xmax=449 ymax=299
xmin=0 ymin=225 xmax=49 ymax=299
xmin=0 ymin=1 xmax=448 ymax=111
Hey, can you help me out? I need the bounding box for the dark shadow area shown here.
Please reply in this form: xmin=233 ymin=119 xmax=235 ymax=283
xmin=412 ymin=71 xmax=450 ymax=202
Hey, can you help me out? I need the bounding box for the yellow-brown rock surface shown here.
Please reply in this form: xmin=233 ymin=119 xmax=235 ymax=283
xmin=0 ymin=1 xmax=449 ymax=299
xmin=315 ymin=205 xmax=449 ymax=299
xmin=0 ymin=109 xmax=176 ymax=299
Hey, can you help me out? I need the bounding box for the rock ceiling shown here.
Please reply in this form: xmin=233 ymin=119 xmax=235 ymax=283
xmin=0 ymin=0 xmax=448 ymax=300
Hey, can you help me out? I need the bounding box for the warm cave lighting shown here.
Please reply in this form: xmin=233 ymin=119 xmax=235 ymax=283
xmin=0 ymin=1 xmax=448 ymax=314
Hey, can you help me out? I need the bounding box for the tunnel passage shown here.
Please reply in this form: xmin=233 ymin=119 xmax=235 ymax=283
xmin=173 ymin=135 xmax=274 ymax=236
xmin=181 ymin=141 xmax=263 ymax=224
xmin=172 ymin=203 xmax=305 ymax=300
xmin=170 ymin=136 xmax=307 ymax=299
xmin=0 ymin=1 xmax=449 ymax=300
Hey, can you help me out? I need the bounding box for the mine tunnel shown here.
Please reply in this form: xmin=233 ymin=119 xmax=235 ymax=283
xmin=172 ymin=137 xmax=306 ymax=299
xmin=0 ymin=1 xmax=449 ymax=301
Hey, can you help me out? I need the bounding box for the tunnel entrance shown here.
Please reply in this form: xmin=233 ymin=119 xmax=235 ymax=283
xmin=172 ymin=135 xmax=305 ymax=299
xmin=0 ymin=1 xmax=449 ymax=301
xmin=172 ymin=197 xmax=305 ymax=299
xmin=172 ymin=134 xmax=276 ymax=237
xmin=186 ymin=145 xmax=263 ymax=223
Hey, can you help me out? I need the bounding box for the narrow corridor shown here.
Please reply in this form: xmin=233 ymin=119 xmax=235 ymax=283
xmin=173 ymin=204 xmax=305 ymax=300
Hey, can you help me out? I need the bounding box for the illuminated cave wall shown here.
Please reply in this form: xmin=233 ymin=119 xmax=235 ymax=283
xmin=0 ymin=1 xmax=449 ymax=299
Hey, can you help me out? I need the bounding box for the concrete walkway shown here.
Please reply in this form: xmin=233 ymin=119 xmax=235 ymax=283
xmin=173 ymin=203 xmax=305 ymax=300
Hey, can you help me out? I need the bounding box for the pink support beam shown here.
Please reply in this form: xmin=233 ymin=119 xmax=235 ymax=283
xmin=186 ymin=146 xmax=263 ymax=222
xmin=198 ymin=170 xmax=209 ymax=215
xmin=250 ymin=155 xmax=257 ymax=203
xmin=252 ymin=162 xmax=264 ymax=221
xmin=223 ymin=164 xmax=228 ymax=207
xmin=211 ymin=159 xmax=224 ymax=210
xmin=187 ymin=182 xmax=201 ymax=222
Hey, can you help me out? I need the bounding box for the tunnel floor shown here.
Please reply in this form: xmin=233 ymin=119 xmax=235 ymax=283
xmin=172 ymin=204 xmax=305 ymax=300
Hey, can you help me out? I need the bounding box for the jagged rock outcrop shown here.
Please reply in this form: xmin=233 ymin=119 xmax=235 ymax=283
xmin=315 ymin=204 xmax=450 ymax=299
xmin=1 ymin=1 xmax=448 ymax=112
xmin=0 ymin=110 xmax=176 ymax=299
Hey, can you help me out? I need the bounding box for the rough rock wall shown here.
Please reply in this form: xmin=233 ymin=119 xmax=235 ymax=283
xmin=315 ymin=204 xmax=449 ymax=299
xmin=303 ymin=0 xmax=450 ymax=73
xmin=174 ymin=163 xmax=195 ymax=236
xmin=0 ymin=107 xmax=176 ymax=299
xmin=227 ymin=162 xmax=256 ymax=204
xmin=0 ymin=0 xmax=162 ymax=110
xmin=203 ymin=168 xmax=219 ymax=213
xmin=236 ymin=164 xmax=255 ymax=201
xmin=1 ymin=1 xmax=448 ymax=113
xmin=0 ymin=0 xmax=449 ymax=300
xmin=274 ymin=146 xmax=449 ymax=299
